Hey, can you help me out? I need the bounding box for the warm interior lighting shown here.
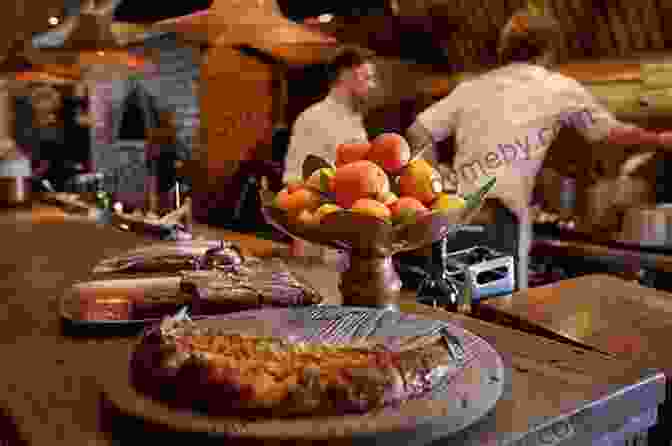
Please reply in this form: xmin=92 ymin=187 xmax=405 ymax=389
xmin=48 ymin=16 xmax=60 ymax=26
xmin=317 ymin=14 xmax=333 ymax=23
xmin=96 ymin=51 xmax=105 ymax=56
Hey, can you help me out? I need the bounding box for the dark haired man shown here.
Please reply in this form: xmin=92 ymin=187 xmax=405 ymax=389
xmin=283 ymin=46 xmax=376 ymax=183
xmin=406 ymin=10 xmax=672 ymax=291
xmin=283 ymin=47 xmax=377 ymax=257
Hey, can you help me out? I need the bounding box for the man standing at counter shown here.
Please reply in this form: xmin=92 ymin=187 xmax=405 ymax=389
xmin=283 ymin=46 xmax=377 ymax=256
xmin=405 ymin=10 xmax=672 ymax=291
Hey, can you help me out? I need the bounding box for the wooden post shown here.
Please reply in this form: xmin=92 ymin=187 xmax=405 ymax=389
xmin=193 ymin=46 xmax=274 ymax=223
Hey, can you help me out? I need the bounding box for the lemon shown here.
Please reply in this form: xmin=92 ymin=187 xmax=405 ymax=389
xmin=315 ymin=203 xmax=342 ymax=221
xmin=432 ymin=193 xmax=466 ymax=212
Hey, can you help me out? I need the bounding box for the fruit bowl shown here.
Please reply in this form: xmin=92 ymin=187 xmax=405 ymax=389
xmin=260 ymin=154 xmax=495 ymax=311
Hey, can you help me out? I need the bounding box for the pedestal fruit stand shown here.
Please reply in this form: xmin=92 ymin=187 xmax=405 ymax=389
xmin=261 ymin=148 xmax=495 ymax=311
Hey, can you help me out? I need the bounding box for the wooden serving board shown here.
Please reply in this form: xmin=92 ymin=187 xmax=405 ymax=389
xmin=102 ymin=307 xmax=506 ymax=444
xmin=476 ymin=274 xmax=672 ymax=373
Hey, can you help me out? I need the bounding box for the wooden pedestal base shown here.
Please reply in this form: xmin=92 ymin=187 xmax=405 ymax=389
xmin=339 ymin=255 xmax=401 ymax=311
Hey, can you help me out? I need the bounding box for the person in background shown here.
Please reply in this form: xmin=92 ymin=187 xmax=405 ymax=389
xmin=405 ymin=9 xmax=672 ymax=291
xmin=146 ymin=110 xmax=179 ymax=216
xmin=62 ymin=83 xmax=91 ymax=174
xmin=30 ymin=84 xmax=83 ymax=191
xmin=283 ymin=46 xmax=377 ymax=256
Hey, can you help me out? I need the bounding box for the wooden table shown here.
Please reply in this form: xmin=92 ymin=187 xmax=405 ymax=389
xmin=0 ymin=205 xmax=665 ymax=445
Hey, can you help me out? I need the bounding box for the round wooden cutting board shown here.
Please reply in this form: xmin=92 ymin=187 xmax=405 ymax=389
xmin=101 ymin=307 xmax=505 ymax=444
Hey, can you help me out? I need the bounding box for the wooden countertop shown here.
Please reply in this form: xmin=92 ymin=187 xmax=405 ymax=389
xmin=532 ymin=236 xmax=672 ymax=274
xmin=0 ymin=205 xmax=664 ymax=445
xmin=477 ymin=274 xmax=672 ymax=371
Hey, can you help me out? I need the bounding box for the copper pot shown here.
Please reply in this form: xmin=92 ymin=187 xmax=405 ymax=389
xmin=0 ymin=176 xmax=31 ymax=206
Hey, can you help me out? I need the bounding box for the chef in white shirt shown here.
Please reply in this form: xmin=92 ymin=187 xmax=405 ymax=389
xmin=406 ymin=10 xmax=672 ymax=290
xmin=284 ymin=46 xmax=377 ymax=257
xmin=283 ymin=47 xmax=376 ymax=182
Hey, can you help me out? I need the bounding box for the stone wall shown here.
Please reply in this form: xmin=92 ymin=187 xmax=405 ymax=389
xmin=88 ymin=33 xmax=200 ymax=206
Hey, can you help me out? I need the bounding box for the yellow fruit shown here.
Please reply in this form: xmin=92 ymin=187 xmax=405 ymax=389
xmin=398 ymin=159 xmax=443 ymax=205
xmin=315 ymin=203 xmax=342 ymax=221
xmin=306 ymin=168 xmax=336 ymax=192
xmin=350 ymin=198 xmax=391 ymax=220
xmin=432 ymin=193 xmax=466 ymax=212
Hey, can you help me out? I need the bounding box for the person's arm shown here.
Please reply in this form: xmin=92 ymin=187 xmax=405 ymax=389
xmin=405 ymin=120 xmax=439 ymax=165
xmin=283 ymin=116 xmax=315 ymax=185
xmin=562 ymin=77 xmax=672 ymax=148
xmin=407 ymin=83 xmax=467 ymax=156
xmin=406 ymin=88 xmax=464 ymax=189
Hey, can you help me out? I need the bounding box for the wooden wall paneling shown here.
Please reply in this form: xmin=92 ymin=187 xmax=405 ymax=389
xmin=593 ymin=0 xmax=620 ymax=57
xmin=492 ymin=0 xmax=509 ymax=31
xmin=566 ymin=0 xmax=589 ymax=58
xmin=606 ymin=4 xmax=630 ymax=57
xmin=480 ymin=0 xmax=499 ymax=67
xmin=464 ymin=4 xmax=479 ymax=70
xmin=642 ymin=0 xmax=665 ymax=50
xmin=451 ymin=0 xmax=468 ymax=70
xmin=453 ymin=0 xmax=468 ymax=69
xmin=552 ymin=0 xmax=579 ymax=58
xmin=576 ymin=0 xmax=596 ymax=57
xmin=622 ymin=3 xmax=646 ymax=51
xmin=658 ymin=0 xmax=672 ymax=49
xmin=470 ymin=9 xmax=485 ymax=67
xmin=546 ymin=0 xmax=567 ymax=61
xmin=591 ymin=1 xmax=615 ymax=58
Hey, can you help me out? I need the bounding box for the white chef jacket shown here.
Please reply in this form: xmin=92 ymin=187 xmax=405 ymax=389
xmin=416 ymin=62 xmax=625 ymax=217
xmin=283 ymin=92 xmax=369 ymax=183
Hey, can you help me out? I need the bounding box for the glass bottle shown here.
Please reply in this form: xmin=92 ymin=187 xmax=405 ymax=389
xmin=417 ymin=236 xmax=462 ymax=312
